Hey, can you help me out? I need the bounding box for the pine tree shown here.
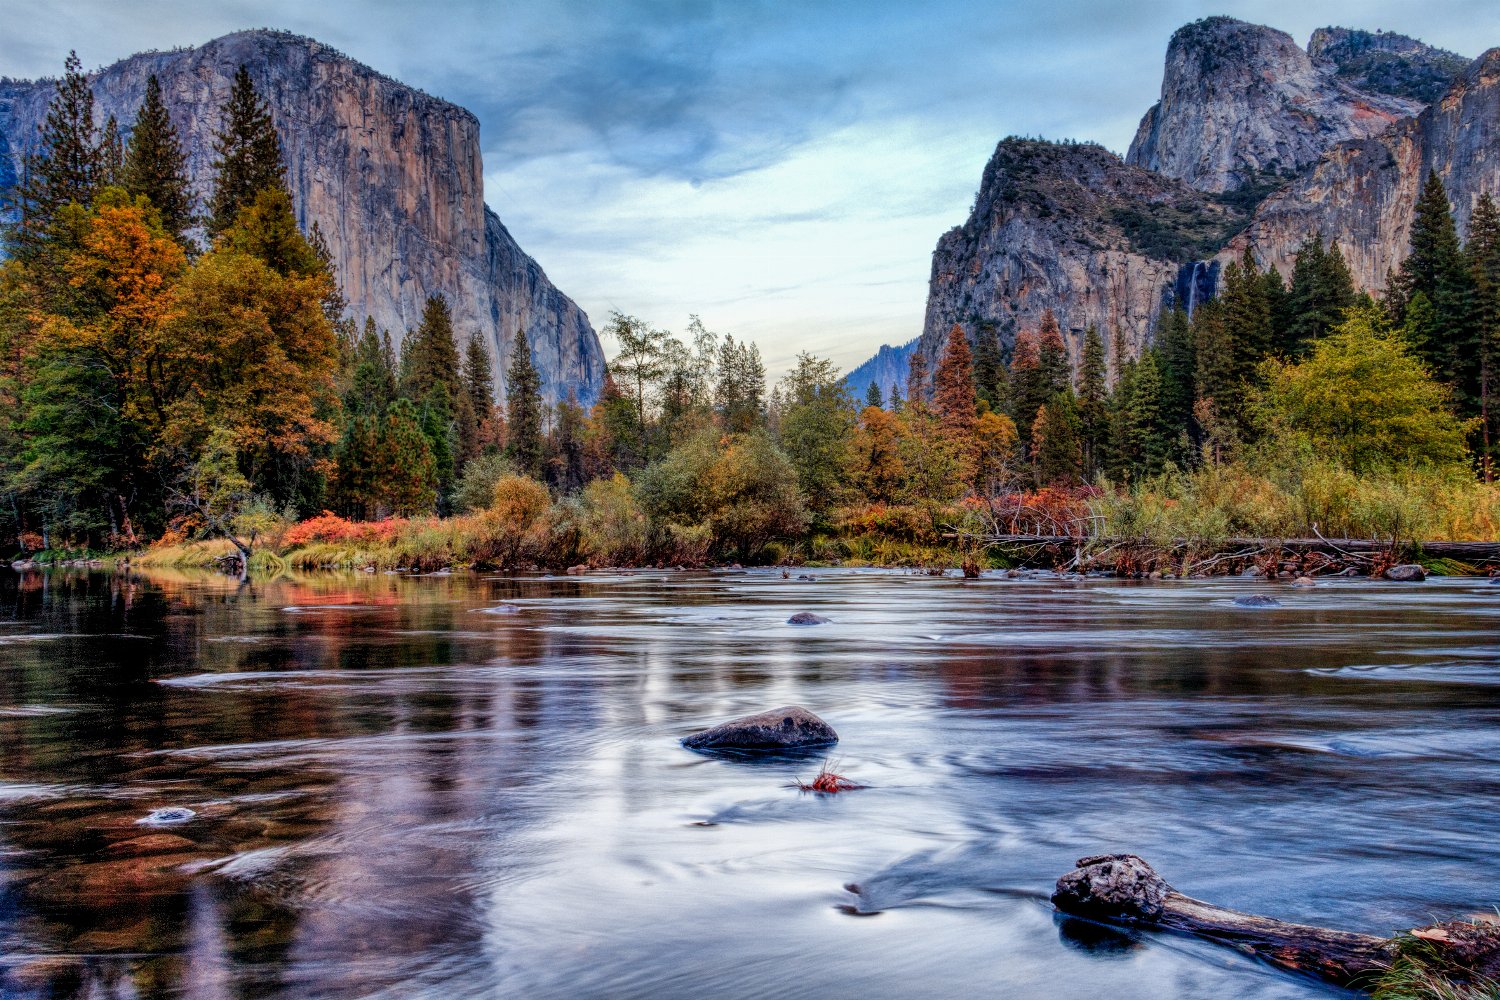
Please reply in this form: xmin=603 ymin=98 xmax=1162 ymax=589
xmin=1031 ymin=392 xmax=1083 ymax=485
xmin=1155 ymin=308 xmax=1195 ymax=433
xmin=1077 ymin=326 xmax=1109 ymax=478
xmin=864 ymin=380 xmax=883 ymax=409
xmin=1036 ymin=308 xmax=1070 ymax=397
xmin=401 ymin=295 xmax=462 ymax=402
xmin=14 ymin=51 xmax=100 ymax=254
xmin=715 ymin=335 xmax=765 ymax=432
xmin=347 ymin=318 xmax=397 ymax=417
xmin=1009 ymin=327 xmax=1043 ymax=452
xmin=1393 ymin=172 xmax=1477 ymax=407
xmin=460 ymin=330 xmax=495 ymax=463
xmin=933 ymin=323 xmax=977 ymax=441
xmin=208 ymin=66 xmax=287 ymax=237
xmin=1126 ymin=352 xmax=1173 ymax=475
xmin=1284 ymin=235 xmax=1356 ymax=353
xmin=505 ymin=327 xmax=544 ymax=477
xmin=972 ymin=323 xmax=1006 ymax=412
xmin=97 ymin=116 xmax=123 ymax=189
xmin=1466 ymin=193 xmax=1500 ymax=478
xmin=123 ymin=75 xmax=193 ymax=240
xmin=906 ymin=349 xmax=930 ymax=409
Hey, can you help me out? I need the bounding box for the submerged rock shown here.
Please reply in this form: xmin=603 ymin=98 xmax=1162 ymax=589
xmin=681 ymin=705 xmax=838 ymax=751
xmin=136 ymin=807 xmax=195 ymax=826
xmin=1291 ymin=576 xmax=1315 ymax=587
xmin=796 ymin=574 xmax=817 ymax=582
xmin=1385 ymin=564 xmax=1427 ymax=582
xmin=1233 ymin=594 xmax=1281 ymax=608
xmin=787 ymin=612 xmax=829 ymax=626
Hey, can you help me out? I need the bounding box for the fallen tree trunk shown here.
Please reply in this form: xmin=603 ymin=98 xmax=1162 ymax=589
xmin=966 ymin=535 xmax=1500 ymax=561
xmin=1052 ymin=854 xmax=1500 ymax=992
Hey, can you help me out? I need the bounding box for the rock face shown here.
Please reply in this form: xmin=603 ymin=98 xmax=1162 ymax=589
xmin=680 ymin=705 xmax=838 ymax=751
xmin=918 ymin=139 xmax=1244 ymax=371
xmin=1127 ymin=18 xmax=1422 ymax=195
xmin=844 ymin=338 xmax=917 ymax=405
xmin=0 ymin=30 xmax=603 ymax=405
xmin=1309 ymin=27 xmax=1471 ymax=105
xmin=867 ymin=19 xmax=1481 ymax=389
xmin=1226 ymin=48 xmax=1500 ymax=293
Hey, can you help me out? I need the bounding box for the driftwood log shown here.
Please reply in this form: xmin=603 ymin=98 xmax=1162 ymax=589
xmin=1052 ymin=854 xmax=1500 ymax=990
xmin=965 ymin=534 xmax=1500 ymax=563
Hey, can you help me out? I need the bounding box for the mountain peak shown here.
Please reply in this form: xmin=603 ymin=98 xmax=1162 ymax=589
xmin=1127 ymin=18 xmax=1423 ymax=193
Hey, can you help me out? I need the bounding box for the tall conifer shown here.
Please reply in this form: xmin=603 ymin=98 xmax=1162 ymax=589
xmin=123 ymin=74 xmax=193 ymax=240
xmin=505 ymin=328 xmax=544 ymax=478
xmin=208 ymin=66 xmax=287 ymax=237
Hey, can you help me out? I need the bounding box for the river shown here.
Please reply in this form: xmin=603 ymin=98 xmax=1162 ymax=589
xmin=1 ymin=567 xmax=1497 ymax=998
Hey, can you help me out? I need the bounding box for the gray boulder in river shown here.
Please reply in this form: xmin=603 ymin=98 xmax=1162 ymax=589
xmin=681 ymin=706 xmax=838 ymax=751
xmin=1385 ymin=564 xmax=1427 ymax=582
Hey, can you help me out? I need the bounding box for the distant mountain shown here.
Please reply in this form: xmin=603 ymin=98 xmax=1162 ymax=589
xmin=848 ymin=17 xmax=1489 ymax=386
xmin=844 ymin=338 xmax=918 ymax=404
xmin=0 ymin=30 xmax=604 ymax=405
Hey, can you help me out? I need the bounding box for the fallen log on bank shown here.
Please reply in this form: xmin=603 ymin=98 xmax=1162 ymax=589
xmin=1052 ymin=854 xmax=1500 ymax=993
xmin=965 ymin=534 xmax=1500 ymax=562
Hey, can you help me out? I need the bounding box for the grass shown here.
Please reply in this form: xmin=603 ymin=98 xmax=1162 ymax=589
xmin=1369 ymin=929 xmax=1500 ymax=1000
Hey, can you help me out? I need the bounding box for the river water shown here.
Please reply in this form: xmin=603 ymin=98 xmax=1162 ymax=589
xmin=0 ymin=567 xmax=1497 ymax=999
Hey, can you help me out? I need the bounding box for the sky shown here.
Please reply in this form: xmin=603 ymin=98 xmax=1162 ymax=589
xmin=4 ymin=0 xmax=1497 ymax=378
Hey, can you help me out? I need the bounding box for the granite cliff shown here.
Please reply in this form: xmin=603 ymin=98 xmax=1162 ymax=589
xmin=1126 ymin=18 xmax=1434 ymax=195
xmin=0 ymin=30 xmax=603 ymax=405
xmin=880 ymin=18 xmax=1481 ymax=385
xmin=1226 ymin=46 xmax=1500 ymax=291
xmin=920 ymin=139 xmax=1244 ymax=374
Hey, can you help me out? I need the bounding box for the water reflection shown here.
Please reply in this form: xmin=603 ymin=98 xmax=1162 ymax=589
xmin=0 ymin=567 xmax=1496 ymax=998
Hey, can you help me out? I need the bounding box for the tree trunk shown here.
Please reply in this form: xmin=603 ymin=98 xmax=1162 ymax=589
xmin=1052 ymin=854 xmax=1500 ymax=990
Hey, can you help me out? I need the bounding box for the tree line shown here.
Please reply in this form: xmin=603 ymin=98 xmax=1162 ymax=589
xmin=2 ymin=52 xmax=1492 ymax=562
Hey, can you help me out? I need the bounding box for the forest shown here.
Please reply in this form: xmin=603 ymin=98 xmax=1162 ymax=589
xmin=3 ymin=53 xmax=1499 ymax=575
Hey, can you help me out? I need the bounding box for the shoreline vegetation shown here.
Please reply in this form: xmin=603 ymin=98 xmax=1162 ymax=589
xmin=4 ymin=56 xmax=1499 ymax=589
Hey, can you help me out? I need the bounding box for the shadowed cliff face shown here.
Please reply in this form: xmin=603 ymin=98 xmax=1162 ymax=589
xmin=1227 ymin=48 xmax=1500 ymax=292
xmin=1126 ymin=18 xmax=1424 ymax=195
xmin=0 ymin=30 xmax=603 ymax=406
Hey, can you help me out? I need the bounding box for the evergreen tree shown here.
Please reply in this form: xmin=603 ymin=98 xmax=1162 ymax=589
xmin=1284 ymin=235 xmax=1356 ymax=352
xmin=715 ymin=334 xmax=765 ymax=432
xmin=14 ymin=51 xmax=100 ymax=254
xmin=347 ymin=318 xmax=397 ymax=416
xmin=972 ymin=323 xmax=1006 ymax=412
xmin=462 ymin=330 xmax=496 ymax=444
xmin=1155 ymin=308 xmax=1195 ymax=432
xmin=1393 ymin=172 xmax=1477 ymax=407
xmin=864 ymin=380 xmax=883 ymax=409
xmin=505 ymin=327 xmax=544 ymax=478
xmin=208 ymin=66 xmax=287 ymax=237
xmin=97 ymin=116 xmax=123 ymax=189
xmin=906 ymin=349 xmax=930 ymax=408
xmin=1077 ymin=326 xmax=1109 ymax=478
xmin=1126 ymin=351 xmax=1174 ymax=475
xmin=379 ymin=398 xmax=439 ymax=515
xmin=1031 ymin=391 xmax=1083 ymax=485
xmin=400 ymin=295 xmax=462 ymax=401
xmin=418 ymin=383 xmax=458 ymax=499
xmin=1466 ymin=193 xmax=1500 ymax=477
xmin=1036 ymin=308 xmax=1070 ymax=397
xmin=933 ymin=323 xmax=977 ymax=441
xmin=123 ymin=74 xmax=193 ymax=240
xmin=1009 ymin=327 xmax=1043 ymax=453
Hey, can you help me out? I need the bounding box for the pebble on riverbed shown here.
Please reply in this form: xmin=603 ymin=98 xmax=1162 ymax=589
xmin=136 ymin=807 xmax=196 ymax=826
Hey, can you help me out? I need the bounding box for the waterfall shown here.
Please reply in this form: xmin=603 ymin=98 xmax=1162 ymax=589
xmin=1172 ymin=260 xmax=1220 ymax=316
